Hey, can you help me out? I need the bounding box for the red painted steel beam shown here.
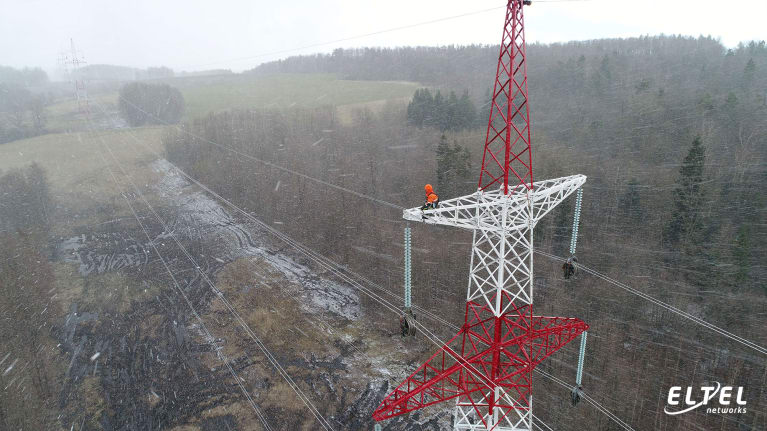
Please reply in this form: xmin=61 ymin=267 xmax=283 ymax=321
xmin=478 ymin=0 xmax=533 ymax=195
xmin=373 ymin=302 xmax=588 ymax=421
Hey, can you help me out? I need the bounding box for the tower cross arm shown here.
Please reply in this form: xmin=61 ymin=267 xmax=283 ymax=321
xmin=403 ymin=190 xmax=497 ymax=230
xmin=528 ymin=174 xmax=586 ymax=224
xmin=525 ymin=315 xmax=589 ymax=367
xmin=373 ymin=303 xmax=589 ymax=423
xmin=402 ymin=174 xmax=586 ymax=232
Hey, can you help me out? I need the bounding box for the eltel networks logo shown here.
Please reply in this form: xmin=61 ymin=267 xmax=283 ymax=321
xmin=664 ymin=383 xmax=747 ymax=415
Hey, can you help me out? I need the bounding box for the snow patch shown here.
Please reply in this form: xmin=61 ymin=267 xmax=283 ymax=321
xmin=150 ymin=159 xmax=360 ymax=321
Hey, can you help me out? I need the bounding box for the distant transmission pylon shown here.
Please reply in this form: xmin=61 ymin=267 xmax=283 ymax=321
xmin=373 ymin=2 xmax=588 ymax=430
xmin=65 ymin=38 xmax=89 ymax=114
xmin=56 ymin=51 xmax=69 ymax=79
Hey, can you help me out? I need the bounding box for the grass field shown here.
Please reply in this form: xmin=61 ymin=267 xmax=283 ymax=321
xmin=43 ymin=73 xmax=420 ymax=132
xmin=6 ymin=72 xmax=420 ymax=231
xmin=179 ymin=73 xmax=419 ymax=119
xmin=3 ymin=72 xmax=420 ymax=232
xmin=44 ymin=92 xmax=119 ymax=132
xmin=0 ymin=127 xmax=165 ymax=234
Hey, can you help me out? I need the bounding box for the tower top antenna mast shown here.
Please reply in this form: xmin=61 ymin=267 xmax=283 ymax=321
xmin=478 ymin=0 xmax=534 ymax=195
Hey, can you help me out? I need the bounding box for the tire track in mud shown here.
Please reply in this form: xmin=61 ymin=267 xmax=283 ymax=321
xmin=55 ymin=220 xmax=247 ymax=430
xmin=53 ymin=183 xmax=354 ymax=430
xmin=54 ymin=155 xmax=445 ymax=430
xmin=144 ymin=160 xmax=446 ymax=429
xmin=153 ymin=158 xmax=361 ymax=322
xmin=58 ymin=232 xmax=150 ymax=276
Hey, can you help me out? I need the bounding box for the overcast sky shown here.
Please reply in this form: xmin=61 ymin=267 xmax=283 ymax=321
xmin=2 ymin=0 xmax=765 ymax=73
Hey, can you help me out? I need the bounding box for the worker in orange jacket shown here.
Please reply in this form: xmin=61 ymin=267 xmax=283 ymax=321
xmin=421 ymin=184 xmax=439 ymax=210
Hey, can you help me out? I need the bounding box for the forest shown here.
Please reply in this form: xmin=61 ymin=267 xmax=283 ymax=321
xmin=164 ymin=35 xmax=766 ymax=430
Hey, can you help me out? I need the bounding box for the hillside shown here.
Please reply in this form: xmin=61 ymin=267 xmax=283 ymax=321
xmin=246 ymin=36 xmax=767 ymax=294
xmin=164 ymin=35 xmax=765 ymax=430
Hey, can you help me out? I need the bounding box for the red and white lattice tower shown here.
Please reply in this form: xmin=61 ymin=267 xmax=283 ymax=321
xmin=373 ymin=2 xmax=588 ymax=430
xmin=67 ymin=38 xmax=89 ymax=114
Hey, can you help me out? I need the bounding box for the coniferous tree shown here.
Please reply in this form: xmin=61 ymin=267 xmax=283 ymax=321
xmin=436 ymin=135 xmax=472 ymax=198
xmin=444 ymin=91 xmax=459 ymax=131
xmin=431 ymin=90 xmax=444 ymax=129
xmin=664 ymin=136 xmax=706 ymax=246
xmin=741 ymin=58 xmax=756 ymax=89
xmin=456 ymin=146 xmax=472 ymax=183
xmin=436 ymin=134 xmax=450 ymax=193
xmin=457 ymin=90 xmax=477 ymax=130
xmin=118 ymin=82 xmax=185 ymax=127
xmin=407 ymin=88 xmax=478 ymax=131
xmin=407 ymin=88 xmax=433 ymax=127
xmin=477 ymin=87 xmax=491 ymax=129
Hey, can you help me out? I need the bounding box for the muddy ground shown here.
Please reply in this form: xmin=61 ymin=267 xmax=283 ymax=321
xmin=50 ymin=154 xmax=451 ymax=430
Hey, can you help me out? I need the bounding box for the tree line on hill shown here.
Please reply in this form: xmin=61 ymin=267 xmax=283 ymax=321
xmin=73 ymin=64 xmax=175 ymax=82
xmin=0 ymin=66 xmax=49 ymax=87
xmin=253 ymin=36 xmax=767 ymax=297
xmin=252 ymin=38 xmax=766 ymax=110
xmin=118 ymin=81 xmax=185 ymax=126
xmin=71 ymin=64 xmax=231 ymax=82
xmin=406 ymin=88 xmax=478 ymax=131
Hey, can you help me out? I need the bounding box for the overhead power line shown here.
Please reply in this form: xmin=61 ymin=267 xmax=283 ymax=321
xmin=187 ymin=0 xmax=595 ymax=69
xmin=117 ymin=96 xmax=404 ymax=211
xmin=92 ymin=109 xmax=335 ymax=431
xmin=535 ymin=250 xmax=767 ymax=356
xmin=536 ymin=369 xmax=635 ymax=431
xmin=109 ymin=94 xmax=766 ymax=357
xmin=93 ymin=99 xmax=636 ymax=431
xmin=88 ymin=126 xmax=275 ymax=431
xmin=94 ymin=86 xmax=767 ymax=430
xmin=189 ymin=5 xmax=507 ymax=69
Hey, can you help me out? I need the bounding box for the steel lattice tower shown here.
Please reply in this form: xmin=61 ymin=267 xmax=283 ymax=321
xmin=67 ymin=38 xmax=89 ymax=114
xmin=373 ymin=2 xmax=588 ymax=430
